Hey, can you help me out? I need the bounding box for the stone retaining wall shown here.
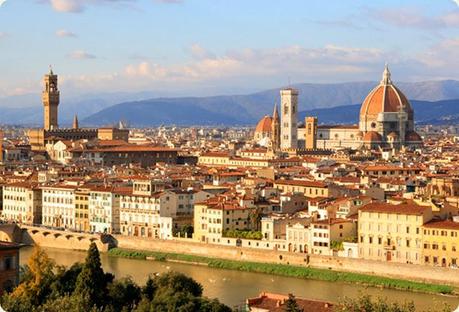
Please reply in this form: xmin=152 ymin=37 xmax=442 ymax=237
xmin=115 ymin=235 xmax=459 ymax=287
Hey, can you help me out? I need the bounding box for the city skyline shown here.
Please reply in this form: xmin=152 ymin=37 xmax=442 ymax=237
xmin=0 ymin=0 xmax=459 ymax=98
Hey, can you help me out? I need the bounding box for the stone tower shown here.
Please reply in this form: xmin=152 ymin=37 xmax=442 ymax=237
xmin=305 ymin=116 xmax=318 ymax=150
xmin=42 ymin=67 xmax=60 ymax=130
xmin=271 ymin=103 xmax=280 ymax=150
xmin=280 ymin=88 xmax=298 ymax=149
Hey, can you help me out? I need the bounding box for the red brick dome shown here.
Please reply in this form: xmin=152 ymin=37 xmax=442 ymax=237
xmin=360 ymin=65 xmax=413 ymax=121
xmin=255 ymin=116 xmax=273 ymax=133
xmin=405 ymin=131 xmax=422 ymax=142
xmin=363 ymin=131 xmax=383 ymax=142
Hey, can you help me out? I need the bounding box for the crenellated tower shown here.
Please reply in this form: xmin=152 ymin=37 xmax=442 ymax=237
xmin=42 ymin=67 xmax=60 ymax=130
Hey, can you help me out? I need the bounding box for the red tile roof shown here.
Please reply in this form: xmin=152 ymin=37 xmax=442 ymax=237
xmin=423 ymin=220 xmax=459 ymax=230
xmin=360 ymin=202 xmax=428 ymax=215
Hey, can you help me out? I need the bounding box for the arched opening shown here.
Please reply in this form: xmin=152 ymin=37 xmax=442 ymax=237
xmin=347 ymin=248 xmax=353 ymax=258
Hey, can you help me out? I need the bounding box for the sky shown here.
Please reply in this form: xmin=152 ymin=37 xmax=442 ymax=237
xmin=0 ymin=0 xmax=458 ymax=98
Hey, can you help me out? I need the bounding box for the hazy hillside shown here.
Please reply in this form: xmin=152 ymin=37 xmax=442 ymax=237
xmin=2 ymin=80 xmax=459 ymax=126
xmin=83 ymin=80 xmax=459 ymax=127
xmin=0 ymin=91 xmax=156 ymax=126
xmin=298 ymin=99 xmax=459 ymax=125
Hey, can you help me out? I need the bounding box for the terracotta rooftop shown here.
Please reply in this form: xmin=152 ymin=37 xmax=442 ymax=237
xmin=247 ymin=292 xmax=333 ymax=312
xmin=275 ymin=179 xmax=328 ymax=188
xmin=360 ymin=202 xmax=428 ymax=215
xmin=423 ymin=219 xmax=459 ymax=230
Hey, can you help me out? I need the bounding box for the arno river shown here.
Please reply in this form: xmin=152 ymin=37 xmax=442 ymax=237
xmin=21 ymin=247 xmax=459 ymax=310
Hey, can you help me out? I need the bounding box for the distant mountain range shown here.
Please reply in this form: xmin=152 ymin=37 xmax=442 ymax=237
xmin=83 ymin=80 xmax=459 ymax=126
xmin=1 ymin=80 xmax=459 ymax=126
xmin=298 ymin=99 xmax=459 ymax=126
xmin=0 ymin=91 xmax=156 ymax=126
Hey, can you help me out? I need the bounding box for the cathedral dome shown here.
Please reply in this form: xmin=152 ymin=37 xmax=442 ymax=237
xmin=363 ymin=131 xmax=383 ymax=143
xmin=255 ymin=116 xmax=273 ymax=134
xmin=405 ymin=131 xmax=422 ymax=142
xmin=360 ymin=65 xmax=413 ymax=123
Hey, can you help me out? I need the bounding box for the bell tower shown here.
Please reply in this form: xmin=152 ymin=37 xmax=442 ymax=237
xmin=305 ymin=116 xmax=318 ymax=150
xmin=280 ymin=88 xmax=298 ymax=150
xmin=42 ymin=66 xmax=60 ymax=130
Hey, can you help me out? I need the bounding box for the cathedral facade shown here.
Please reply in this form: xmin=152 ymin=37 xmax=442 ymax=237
xmin=253 ymin=65 xmax=423 ymax=150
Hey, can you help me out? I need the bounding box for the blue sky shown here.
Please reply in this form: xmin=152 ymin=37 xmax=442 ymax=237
xmin=0 ymin=0 xmax=458 ymax=98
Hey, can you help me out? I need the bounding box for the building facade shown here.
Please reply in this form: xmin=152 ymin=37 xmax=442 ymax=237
xmin=2 ymin=183 xmax=42 ymax=225
xmin=41 ymin=185 xmax=77 ymax=229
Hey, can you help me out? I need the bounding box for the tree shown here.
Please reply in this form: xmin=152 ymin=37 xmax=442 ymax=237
xmin=284 ymin=294 xmax=303 ymax=312
xmin=50 ymin=263 xmax=83 ymax=298
xmin=141 ymin=276 xmax=157 ymax=301
xmin=338 ymin=294 xmax=419 ymax=312
xmin=248 ymin=207 xmax=263 ymax=231
xmin=10 ymin=245 xmax=56 ymax=306
xmin=154 ymin=272 xmax=203 ymax=297
xmin=74 ymin=242 xmax=113 ymax=307
xmin=107 ymin=277 xmax=141 ymax=312
xmin=2 ymin=246 xmax=232 ymax=312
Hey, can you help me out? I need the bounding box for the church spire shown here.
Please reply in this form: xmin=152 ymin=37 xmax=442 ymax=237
xmin=272 ymin=102 xmax=279 ymax=121
xmin=381 ymin=63 xmax=392 ymax=85
xmin=271 ymin=102 xmax=280 ymax=151
xmin=73 ymin=114 xmax=79 ymax=129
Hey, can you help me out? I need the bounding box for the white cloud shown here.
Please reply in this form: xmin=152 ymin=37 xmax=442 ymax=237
xmin=371 ymin=7 xmax=459 ymax=29
xmin=189 ymin=43 xmax=215 ymax=60
xmin=123 ymin=44 xmax=388 ymax=86
xmin=5 ymin=42 xmax=452 ymax=97
xmin=45 ymin=0 xmax=179 ymax=13
xmin=68 ymin=50 xmax=97 ymax=59
xmin=453 ymin=0 xmax=459 ymax=7
xmin=56 ymin=29 xmax=77 ymax=38
xmin=50 ymin=0 xmax=84 ymax=12
xmin=47 ymin=0 xmax=135 ymax=13
xmin=0 ymin=0 xmax=6 ymax=8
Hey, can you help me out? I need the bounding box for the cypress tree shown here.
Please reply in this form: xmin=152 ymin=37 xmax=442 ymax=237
xmin=74 ymin=243 xmax=108 ymax=307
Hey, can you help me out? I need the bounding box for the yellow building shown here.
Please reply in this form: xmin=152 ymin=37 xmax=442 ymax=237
xmin=75 ymin=188 xmax=90 ymax=232
xmin=193 ymin=197 xmax=253 ymax=243
xmin=358 ymin=202 xmax=432 ymax=264
xmin=274 ymin=180 xmax=330 ymax=198
xmin=422 ymin=220 xmax=459 ymax=268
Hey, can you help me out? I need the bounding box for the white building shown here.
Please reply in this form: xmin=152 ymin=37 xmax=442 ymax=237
xmin=2 ymin=182 xmax=42 ymax=225
xmin=89 ymin=186 xmax=122 ymax=234
xmin=41 ymin=185 xmax=77 ymax=229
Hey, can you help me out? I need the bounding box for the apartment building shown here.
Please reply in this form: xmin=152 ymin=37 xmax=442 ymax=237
xmin=89 ymin=186 xmax=124 ymax=234
xmin=75 ymin=188 xmax=90 ymax=232
xmin=194 ymin=196 xmax=254 ymax=243
xmin=310 ymin=218 xmax=356 ymax=255
xmin=2 ymin=182 xmax=42 ymax=224
xmin=358 ymin=202 xmax=432 ymax=264
xmin=422 ymin=219 xmax=459 ymax=268
xmin=41 ymin=185 xmax=77 ymax=229
xmin=274 ymin=180 xmax=330 ymax=198
xmin=119 ymin=180 xmax=162 ymax=238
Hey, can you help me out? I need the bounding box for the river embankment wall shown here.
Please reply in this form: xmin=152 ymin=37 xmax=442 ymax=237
xmin=114 ymin=235 xmax=459 ymax=287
